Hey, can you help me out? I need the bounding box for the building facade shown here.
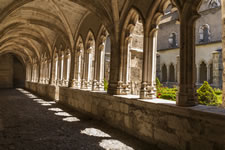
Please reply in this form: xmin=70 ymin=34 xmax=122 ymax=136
xmin=157 ymin=0 xmax=223 ymax=88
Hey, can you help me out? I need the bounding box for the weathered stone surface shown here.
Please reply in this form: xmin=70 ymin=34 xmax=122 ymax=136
xmin=26 ymin=83 xmax=225 ymax=150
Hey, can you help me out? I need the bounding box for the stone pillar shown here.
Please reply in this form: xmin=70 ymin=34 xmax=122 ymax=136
xmin=74 ymin=50 xmax=82 ymax=88
xmin=167 ymin=65 xmax=170 ymax=83
xmin=57 ymin=55 xmax=62 ymax=85
xmin=49 ymin=58 xmax=53 ymax=85
xmin=212 ymin=51 xmax=221 ymax=88
xmin=222 ymin=0 xmax=225 ymax=107
xmin=63 ymin=52 xmax=68 ymax=86
xmin=196 ymin=65 xmax=200 ymax=84
xmin=81 ymin=48 xmax=91 ymax=89
xmin=140 ymin=29 xmax=158 ymax=99
xmin=207 ymin=64 xmax=210 ymax=83
xmin=68 ymin=50 xmax=75 ymax=88
xmin=176 ymin=55 xmax=180 ymax=84
xmin=92 ymin=44 xmax=105 ymax=91
xmin=176 ymin=5 xmax=201 ymax=106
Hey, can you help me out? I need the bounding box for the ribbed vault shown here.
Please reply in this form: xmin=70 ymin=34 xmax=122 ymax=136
xmin=0 ymin=0 xmax=113 ymax=64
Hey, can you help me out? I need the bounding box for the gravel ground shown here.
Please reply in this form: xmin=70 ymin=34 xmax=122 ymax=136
xmin=0 ymin=88 xmax=159 ymax=150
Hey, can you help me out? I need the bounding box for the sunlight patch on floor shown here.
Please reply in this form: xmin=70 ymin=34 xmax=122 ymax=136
xmin=99 ymin=139 xmax=134 ymax=150
xmin=62 ymin=117 xmax=80 ymax=122
xmin=54 ymin=112 xmax=72 ymax=117
xmin=48 ymin=108 xmax=63 ymax=112
xmin=81 ymin=128 xmax=111 ymax=138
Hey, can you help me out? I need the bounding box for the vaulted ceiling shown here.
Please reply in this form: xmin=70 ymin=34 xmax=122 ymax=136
xmin=0 ymin=0 xmax=115 ymax=63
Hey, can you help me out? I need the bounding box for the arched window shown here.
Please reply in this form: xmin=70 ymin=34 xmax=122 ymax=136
xmin=168 ymin=33 xmax=177 ymax=48
xmin=200 ymin=62 xmax=207 ymax=83
xmin=208 ymin=0 xmax=220 ymax=8
xmin=169 ymin=64 xmax=175 ymax=82
xmin=162 ymin=64 xmax=167 ymax=82
xmin=199 ymin=24 xmax=210 ymax=43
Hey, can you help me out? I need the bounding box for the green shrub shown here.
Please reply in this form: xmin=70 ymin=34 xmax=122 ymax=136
xmin=156 ymin=77 xmax=162 ymax=89
xmin=157 ymin=86 xmax=177 ymax=100
xmin=214 ymin=88 xmax=222 ymax=95
xmin=104 ymin=79 xmax=108 ymax=91
xmin=159 ymin=93 xmax=176 ymax=101
xmin=197 ymin=81 xmax=217 ymax=105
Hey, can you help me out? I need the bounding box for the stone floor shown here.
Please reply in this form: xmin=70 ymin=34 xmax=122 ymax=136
xmin=0 ymin=88 xmax=159 ymax=150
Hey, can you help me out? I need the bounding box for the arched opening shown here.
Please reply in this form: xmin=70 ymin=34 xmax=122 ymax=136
xmin=83 ymin=31 xmax=95 ymax=89
xmin=93 ymin=26 xmax=111 ymax=91
xmin=156 ymin=2 xmax=180 ymax=87
xmin=169 ymin=63 xmax=175 ymax=82
xmin=0 ymin=53 xmax=25 ymax=88
xmin=162 ymin=64 xmax=167 ymax=83
xmin=121 ymin=9 xmax=144 ymax=95
xmin=74 ymin=36 xmax=84 ymax=88
xmin=199 ymin=61 xmax=207 ymax=83
xmin=63 ymin=49 xmax=71 ymax=86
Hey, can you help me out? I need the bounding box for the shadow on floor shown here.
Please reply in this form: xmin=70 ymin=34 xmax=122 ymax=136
xmin=0 ymin=88 xmax=159 ymax=150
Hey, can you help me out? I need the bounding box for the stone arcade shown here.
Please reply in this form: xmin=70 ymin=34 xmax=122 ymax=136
xmin=0 ymin=0 xmax=225 ymax=150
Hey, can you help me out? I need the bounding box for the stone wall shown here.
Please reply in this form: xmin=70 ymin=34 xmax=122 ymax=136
xmin=26 ymin=82 xmax=225 ymax=150
xmin=25 ymin=82 xmax=59 ymax=101
xmin=0 ymin=54 xmax=13 ymax=88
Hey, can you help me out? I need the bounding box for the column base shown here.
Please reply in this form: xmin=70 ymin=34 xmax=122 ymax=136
xmin=176 ymin=92 xmax=198 ymax=107
xmin=92 ymin=80 xmax=104 ymax=91
xmin=81 ymin=79 xmax=92 ymax=90
xmin=107 ymin=81 xmax=130 ymax=95
xmin=140 ymin=82 xmax=156 ymax=99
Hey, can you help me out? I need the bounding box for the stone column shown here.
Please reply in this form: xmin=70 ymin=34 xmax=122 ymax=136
xmin=207 ymin=64 xmax=210 ymax=83
xmin=49 ymin=58 xmax=53 ymax=85
xmin=222 ymin=0 xmax=225 ymax=107
xmin=92 ymin=44 xmax=104 ymax=91
xmin=176 ymin=4 xmax=201 ymax=106
xmin=81 ymin=48 xmax=91 ymax=89
xmin=74 ymin=50 xmax=82 ymax=88
xmin=176 ymin=55 xmax=180 ymax=83
xmin=140 ymin=29 xmax=158 ymax=99
xmin=63 ymin=52 xmax=68 ymax=86
xmin=196 ymin=65 xmax=200 ymax=84
xmin=212 ymin=51 xmax=220 ymax=88
xmin=68 ymin=51 xmax=75 ymax=88
xmin=167 ymin=65 xmax=170 ymax=83
xmin=107 ymin=27 xmax=122 ymax=95
xmin=57 ymin=55 xmax=62 ymax=86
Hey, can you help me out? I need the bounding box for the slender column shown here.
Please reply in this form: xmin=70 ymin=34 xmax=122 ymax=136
xmin=92 ymin=44 xmax=103 ymax=91
xmin=68 ymin=51 xmax=75 ymax=88
xmin=74 ymin=50 xmax=82 ymax=88
xmin=176 ymin=8 xmax=200 ymax=106
xmin=82 ymin=48 xmax=92 ymax=89
xmin=222 ymin=0 xmax=225 ymax=107
xmin=49 ymin=58 xmax=54 ymax=85
xmin=176 ymin=55 xmax=180 ymax=83
xmin=167 ymin=65 xmax=170 ymax=83
xmin=63 ymin=53 xmax=68 ymax=86
xmin=196 ymin=65 xmax=200 ymax=84
xmin=207 ymin=64 xmax=210 ymax=83
xmin=140 ymin=29 xmax=158 ymax=99
xmin=57 ymin=55 xmax=62 ymax=85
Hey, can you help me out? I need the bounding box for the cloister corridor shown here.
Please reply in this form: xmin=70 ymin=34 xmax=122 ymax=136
xmin=0 ymin=88 xmax=154 ymax=150
xmin=1 ymin=0 xmax=225 ymax=150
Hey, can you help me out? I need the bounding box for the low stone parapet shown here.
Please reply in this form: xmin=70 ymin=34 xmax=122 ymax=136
xmin=25 ymin=82 xmax=225 ymax=150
